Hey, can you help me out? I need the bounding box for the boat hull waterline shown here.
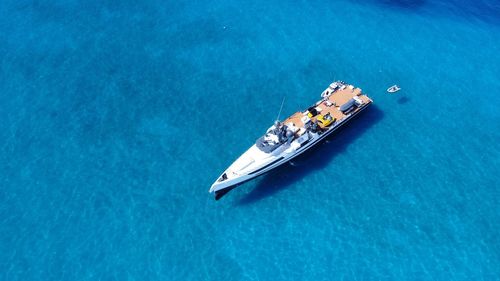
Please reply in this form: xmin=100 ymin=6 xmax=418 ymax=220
xmin=210 ymin=81 xmax=373 ymax=200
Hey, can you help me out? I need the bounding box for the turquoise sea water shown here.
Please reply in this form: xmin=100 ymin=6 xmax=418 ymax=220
xmin=1 ymin=0 xmax=499 ymax=280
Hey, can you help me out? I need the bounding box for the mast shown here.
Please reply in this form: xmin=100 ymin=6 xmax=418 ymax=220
xmin=276 ymin=96 xmax=286 ymax=122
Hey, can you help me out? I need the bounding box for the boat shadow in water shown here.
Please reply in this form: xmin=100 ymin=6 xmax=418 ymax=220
xmin=397 ymin=96 xmax=410 ymax=104
xmin=236 ymin=105 xmax=384 ymax=205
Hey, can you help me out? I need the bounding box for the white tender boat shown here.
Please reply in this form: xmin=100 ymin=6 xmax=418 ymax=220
xmin=387 ymin=85 xmax=401 ymax=93
xmin=210 ymin=81 xmax=373 ymax=200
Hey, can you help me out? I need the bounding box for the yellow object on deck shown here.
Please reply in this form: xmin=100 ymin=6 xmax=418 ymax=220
xmin=317 ymin=114 xmax=335 ymax=127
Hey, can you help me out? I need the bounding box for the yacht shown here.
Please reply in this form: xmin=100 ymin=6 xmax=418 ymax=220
xmin=210 ymin=81 xmax=373 ymax=200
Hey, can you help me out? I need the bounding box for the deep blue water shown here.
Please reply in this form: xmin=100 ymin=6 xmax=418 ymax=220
xmin=1 ymin=0 xmax=499 ymax=280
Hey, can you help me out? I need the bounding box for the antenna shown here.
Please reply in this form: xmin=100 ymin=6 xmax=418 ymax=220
xmin=276 ymin=96 xmax=286 ymax=122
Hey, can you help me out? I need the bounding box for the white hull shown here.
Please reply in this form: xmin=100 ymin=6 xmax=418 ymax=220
xmin=210 ymin=102 xmax=371 ymax=197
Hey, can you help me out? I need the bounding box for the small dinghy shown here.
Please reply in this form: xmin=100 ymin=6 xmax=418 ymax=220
xmin=387 ymin=85 xmax=401 ymax=93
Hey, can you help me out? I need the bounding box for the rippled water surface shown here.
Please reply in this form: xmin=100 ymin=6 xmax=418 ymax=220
xmin=0 ymin=0 xmax=499 ymax=280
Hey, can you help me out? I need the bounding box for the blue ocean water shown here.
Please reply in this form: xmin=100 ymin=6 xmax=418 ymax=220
xmin=1 ymin=0 xmax=499 ymax=280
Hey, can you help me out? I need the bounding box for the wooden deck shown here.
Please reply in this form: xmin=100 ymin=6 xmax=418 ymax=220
xmin=283 ymin=83 xmax=372 ymax=132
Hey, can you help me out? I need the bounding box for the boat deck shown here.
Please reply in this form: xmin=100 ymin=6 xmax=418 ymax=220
xmin=283 ymin=84 xmax=372 ymax=131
